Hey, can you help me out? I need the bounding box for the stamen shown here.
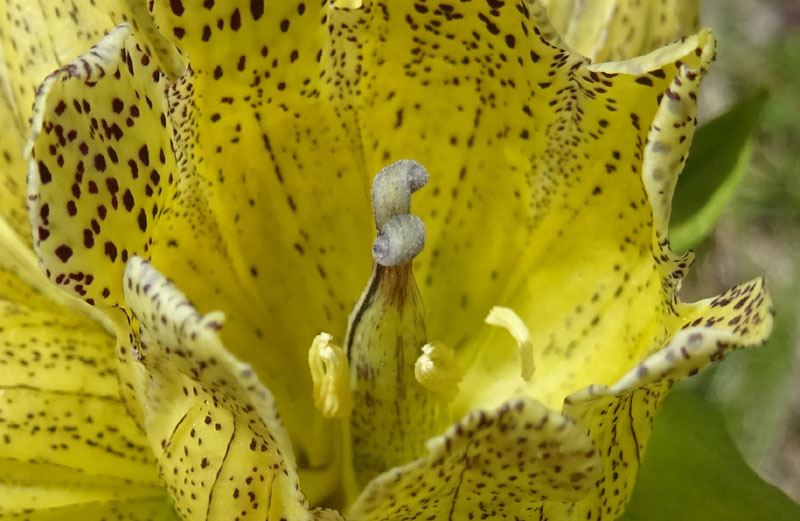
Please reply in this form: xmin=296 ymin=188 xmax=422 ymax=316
xmin=485 ymin=306 xmax=535 ymax=381
xmin=308 ymin=333 xmax=352 ymax=419
xmin=415 ymin=342 xmax=462 ymax=401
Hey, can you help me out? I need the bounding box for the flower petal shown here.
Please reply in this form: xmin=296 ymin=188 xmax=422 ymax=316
xmin=136 ymin=0 xmax=376 ymax=467
xmin=0 ymin=305 xmax=154 ymax=482
xmin=561 ymin=276 xmax=772 ymax=520
xmin=348 ymin=397 xmax=602 ymax=520
xmin=0 ymin=282 xmax=176 ymax=519
xmin=450 ymin=32 xmax=727 ymax=412
xmin=0 ymin=91 xmax=30 ymax=245
xmin=0 ymin=213 xmax=113 ymax=332
xmin=146 ymin=0 xmax=374 ymax=338
xmin=0 ymin=0 xmax=181 ymax=128
xmin=121 ymin=257 xmax=341 ymax=521
xmin=339 ymin=3 xmax=716 ymax=361
xmin=0 ymin=299 xmax=116 ymax=397
xmin=28 ymin=25 xmax=176 ymax=309
xmin=541 ymin=0 xmax=700 ymax=61
xmin=0 ymin=496 xmax=178 ymax=521
xmin=25 ymin=16 xmax=344 ymax=479
xmin=452 ymin=36 xmax=772 ymax=519
xmin=584 ymin=277 xmax=772 ymax=398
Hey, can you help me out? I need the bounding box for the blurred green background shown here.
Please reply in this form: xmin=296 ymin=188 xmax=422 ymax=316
xmin=683 ymin=0 xmax=800 ymax=502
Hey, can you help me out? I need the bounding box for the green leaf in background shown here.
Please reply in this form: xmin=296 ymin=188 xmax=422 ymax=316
xmin=703 ymin=303 xmax=796 ymax=471
xmin=670 ymin=88 xmax=769 ymax=251
xmin=619 ymin=388 xmax=800 ymax=521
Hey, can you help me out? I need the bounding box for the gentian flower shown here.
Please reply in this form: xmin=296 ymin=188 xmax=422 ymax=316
xmin=0 ymin=1 xmax=772 ymax=520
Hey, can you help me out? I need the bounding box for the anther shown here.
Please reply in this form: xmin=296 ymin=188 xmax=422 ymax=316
xmin=415 ymin=342 xmax=462 ymax=401
xmin=308 ymin=333 xmax=352 ymax=419
xmin=485 ymin=306 xmax=535 ymax=381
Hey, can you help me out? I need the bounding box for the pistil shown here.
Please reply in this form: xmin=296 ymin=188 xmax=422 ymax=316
xmin=345 ymin=160 xmax=448 ymax=486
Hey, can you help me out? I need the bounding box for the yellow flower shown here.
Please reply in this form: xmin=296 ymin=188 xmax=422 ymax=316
xmin=0 ymin=1 xmax=773 ymax=520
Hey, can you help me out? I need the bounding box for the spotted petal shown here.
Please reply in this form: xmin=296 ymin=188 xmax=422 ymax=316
xmin=121 ymin=256 xmax=341 ymax=521
xmin=328 ymin=3 xmax=719 ymax=362
xmin=0 ymin=0 xmax=181 ymax=130
xmin=562 ymin=277 xmax=772 ymax=520
xmin=0 ymin=91 xmax=29 ymax=246
xmin=26 ymin=14 xmax=354 ymax=476
xmin=348 ymin=398 xmax=602 ymax=520
xmin=1 ymin=172 xmax=109 ymax=326
xmin=446 ymin=20 xmax=773 ymax=521
xmin=541 ymin=0 xmax=700 ymax=61
xmin=0 ymin=268 xmax=178 ymax=520
xmin=28 ymin=24 xmax=176 ymax=310
xmin=144 ymin=0 xmax=376 ymax=470
xmin=449 ymin=29 xmax=773 ymax=416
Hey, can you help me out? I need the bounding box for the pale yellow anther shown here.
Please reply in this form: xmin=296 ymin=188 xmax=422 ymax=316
xmin=414 ymin=342 xmax=462 ymax=401
xmin=309 ymin=333 xmax=353 ymax=419
xmin=485 ymin=306 xmax=535 ymax=381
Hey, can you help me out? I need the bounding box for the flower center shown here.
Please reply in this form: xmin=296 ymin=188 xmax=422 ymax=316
xmin=306 ymin=161 xmax=537 ymax=497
